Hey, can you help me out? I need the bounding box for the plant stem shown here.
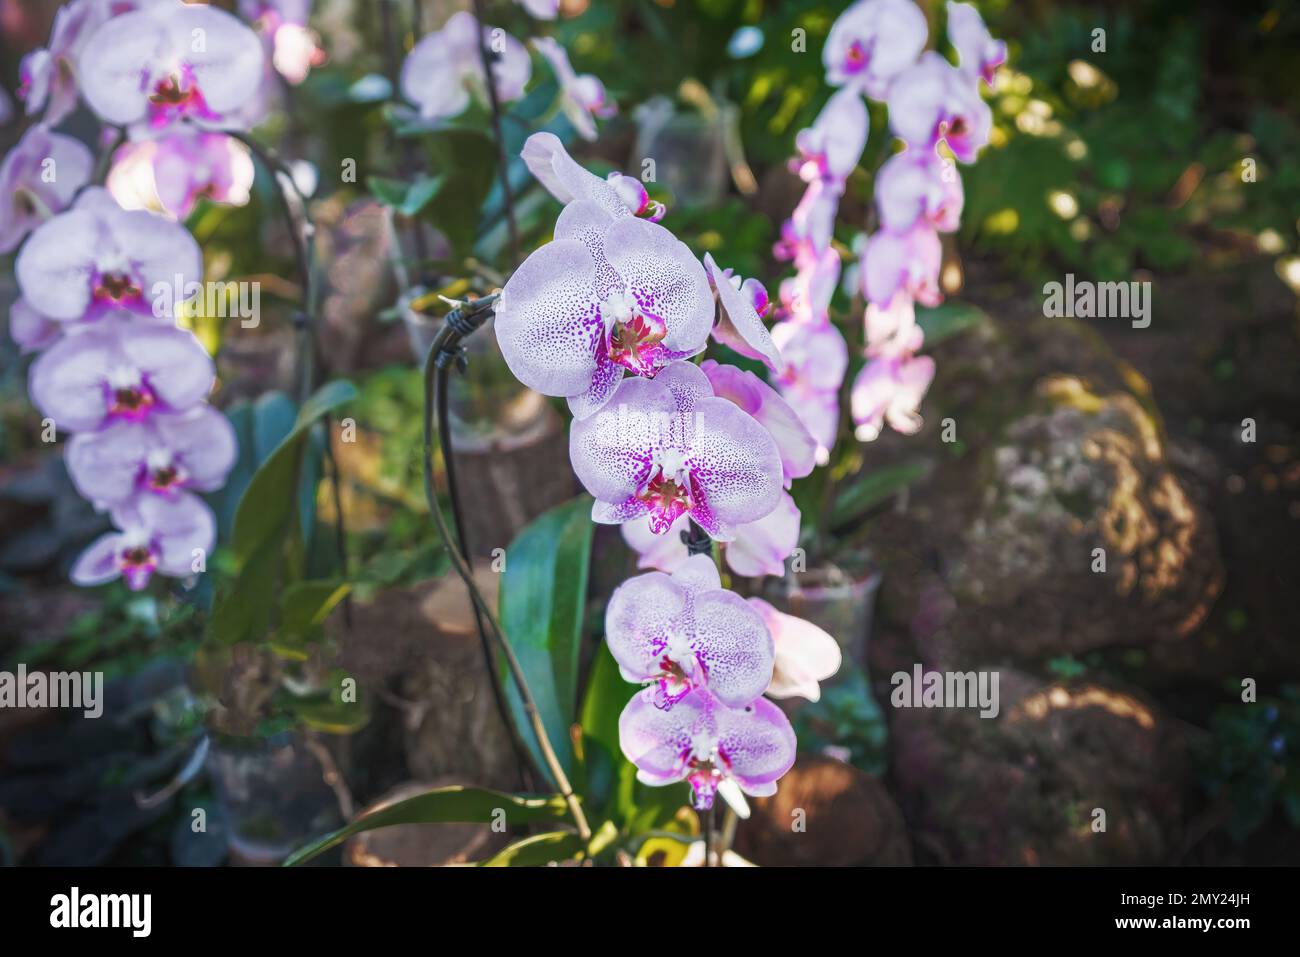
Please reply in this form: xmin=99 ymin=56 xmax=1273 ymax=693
xmin=421 ymin=296 xmax=590 ymax=840
xmin=470 ymin=0 xmax=520 ymax=268
xmin=229 ymin=130 xmax=352 ymax=618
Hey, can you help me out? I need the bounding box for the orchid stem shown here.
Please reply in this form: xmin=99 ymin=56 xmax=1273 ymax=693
xmin=470 ymin=0 xmax=521 ymax=269
xmin=421 ymin=295 xmax=591 ymax=840
xmin=230 ymin=129 xmax=352 ymax=620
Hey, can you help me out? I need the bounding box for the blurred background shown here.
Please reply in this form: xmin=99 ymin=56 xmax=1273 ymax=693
xmin=0 ymin=0 xmax=1297 ymax=866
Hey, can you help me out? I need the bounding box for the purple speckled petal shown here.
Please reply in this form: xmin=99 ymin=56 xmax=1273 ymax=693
xmin=619 ymin=686 xmax=707 ymax=787
xmin=704 ymin=253 xmax=783 ymax=372
xmin=520 ymin=132 xmax=628 ymax=219
xmin=569 ymin=374 xmax=671 ymax=503
xmin=715 ymin=695 xmax=797 ymax=793
xmin=592 ymin=495 xmax=652 ymax=526
xmin=495 ymin=238 xmax=602 ymax=400
xmin=601 ymin=217 xmax=713 ymax=354
xmin=70 ymin=532 xmax=125 ymax=587
xmin=685 ymin=397 xmax=783 ymax=535
xmin=605 ymin=570 xmax=687 ymax=683
xmin=690 ymin=589 xmax=774 ymax=708
xmin=65 ymin=419 xmax=150 ymax=505
xmin=119 ymin=324 xmax=215 ymax=413
xmin=725 ymin=491 xmax=801 ymax=578
xmin=654 ymin=359 xmax=712 ymax=417
xmin=670 ymin=552 xmax=722 ymax=594
xmin=566 ymin=351 xmax=624 ymax=420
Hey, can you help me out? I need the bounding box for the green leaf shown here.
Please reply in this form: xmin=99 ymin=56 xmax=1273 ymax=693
xmin=208 ymin=535 xmax=281 ymax=646
xmin=231 ymin=380 xmax=357 ymax=567
xmin=915 ymin=301 xmax=989 ymax=346
xmin=283 ymin=668 xmax=370 ymax=734
xmin=366 ymin=175 xmax=446 ymax=217
xmin=283 ymin=786 xmax=571 ymax=866
xmin=831 ymin=461 xmax=930 ymax=527
xmin=277 ymin=580 xmax=351 ymax=646
xmin=478 ymin=830 xmax=586 ymax=867
xmin=579 ymin=643 xmax=633 ymax=822
xmin=497 ymin=495 xmax=594 ymax=786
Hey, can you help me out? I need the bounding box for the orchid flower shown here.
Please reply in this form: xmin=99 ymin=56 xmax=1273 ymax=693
xmin=770 ymin=318 xmax=849 ymax=462
xmin=15 ymin=187 xmax=202 ymax=322
xmin=622 ymin=489 xmax=802 ymax=579
xmin=774 ymin=177 xmax=841 ymax=261
xmin=532 ymin=37 xmax=616 ymax=142
xmin=71 ymin=491 xmax=215 ymax=591
xmin=851 ymin=351 xmax=936 ymax=441
xmin=619 ymin=686 xmax=797 ymax=811
xmin=496 ymin=196 xmax=713 ymax=418
xmin=778 ymin=246 xmax=841 ymax=324
xmin=888 ymin=51 xmax=992 ymax=163
xmin=0 ymin=124 xmax=93 ymax=254
xmin=702 ymin=254 xmax=783 ymax=371
xmin=522 ymin=132 xmax=663 ymax=221
xmin=947 ymin=1 xmax=1007 ymax=89
xmin=860 ymin=221 xmax=943 ymax=308
xmin=606 ymin=554 xmax=774 ymax=709
xmin=66 ymin=405 xmax=237 ymax=508
xmin=864 ymin=293 xmax=924 ymax=358
xmin=29 ymin=319 xmax=215 ymax=434
xmin=568 ymin=361 xmax=783 ymax=539
xmin=240 ymin=0 xmax=326 ymax=85
xmin=823 ymin=0 xmax=929 ymax=100
xmin=700 ymin=360 xmax=814 ymax=486
xmin=107 ymin=129 xmax=255 ymax=218
xmin=793 ymin=87 xmax=869 ymax=184
xmin=875 ymin=148 xmax=964 ymax=233
xmin=747 ymin=599 xmax=842 ymax=702
xmin=18 ymin=0 xmax=121 ymax=126
xmin=77 ymin=1 xmax=267 ymax=132
xmin=400 ymin=11 xmax=530 ymax=123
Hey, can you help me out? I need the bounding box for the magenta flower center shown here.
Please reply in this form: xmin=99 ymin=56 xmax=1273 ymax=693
xmin=117 ymin=541 xmax=159 ymax=591
xmin=94 ymin=271 xmax=142 ymax=304
xmin=608 ymin=314 xmax=668 ymax=376
xmin=844 ymin=40 xmax=871 ymax=75
xmin=146 ymin=66 xmax=215 ymax=127
xmin=639 ymin=470 xmax=690 ymax=533
xmin=106 ymin=368 xmax=158 ymax=421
